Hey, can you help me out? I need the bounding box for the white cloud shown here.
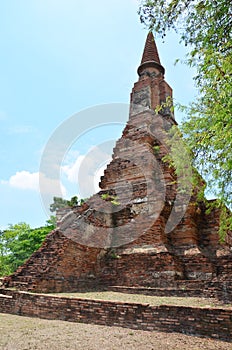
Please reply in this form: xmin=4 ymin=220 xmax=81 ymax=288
xmin=1 ymin=171 xmax=66 ymax=196
xmin=9 ymin=171 xmax=39 ymax=190
xmin=61 ymin=147 xmax=111 ymax=198
xmin=62 ymin=155 xmax=85 ymax=184
xmin=62 ymin=156 xmax=106 ymax=194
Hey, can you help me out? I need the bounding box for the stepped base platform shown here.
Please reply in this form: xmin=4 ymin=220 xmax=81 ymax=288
xmin=0 ymin=287 xmax=232 ymax=341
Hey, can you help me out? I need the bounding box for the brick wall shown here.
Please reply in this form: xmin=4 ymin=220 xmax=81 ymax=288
xmin=0 ymin=289 xmax=231 ymax=341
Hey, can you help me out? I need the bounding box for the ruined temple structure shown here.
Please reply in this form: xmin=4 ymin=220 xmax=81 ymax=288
xmin=4 ymin=32 xmax=232 ymax=293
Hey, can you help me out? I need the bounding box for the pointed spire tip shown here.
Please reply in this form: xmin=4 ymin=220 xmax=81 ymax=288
xmin=141 ymin=31 xmax=161 ymax=65
xmin=137 ymin=31 xmax=165 ymax=76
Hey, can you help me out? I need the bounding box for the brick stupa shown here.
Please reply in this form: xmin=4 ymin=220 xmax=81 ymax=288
xmin=4 ymin=32 xmax=232 ymax=292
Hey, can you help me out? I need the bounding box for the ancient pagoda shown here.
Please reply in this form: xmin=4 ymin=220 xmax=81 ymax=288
xmin=4 ymin=32 xmax=232 ymax=293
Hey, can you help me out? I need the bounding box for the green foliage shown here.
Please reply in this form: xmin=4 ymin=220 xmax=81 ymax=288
xmin=162 ymin=125 xmax=203 ymax=196
xmin=155 ymin=95 xmax=174 ymax=115
xmin=46 ymin=215 xmax=57 ymax=226
xmin=67 ymin=196 xmax=79 ymax=207
xmin=139 ymin=0 xmax=232 ymax=233
xmin=111 ymin=198 xmax=120 ymax=206
xmin=80 ymin=198 xmax=87 ymax=205
xmin=0 ymin=221 xmax=54 ymax=276
xmin=50 ymin=196 xmax=81 ymax=213
xmin=101 ymin=193 xmax=120 ymax=206
xmin=218 ymin=205 xmax=232 ymax=240
xmin=50 ymin=196 xmax=70 ymax=212
xmin=101 ymin=193 xmax=110 ymax=200
xmin=153 ymin=145 xmax=160 ymax=155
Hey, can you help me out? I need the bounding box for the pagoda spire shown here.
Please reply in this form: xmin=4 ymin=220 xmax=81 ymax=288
xmin=138 ymin=31 xmax=165 ymax=76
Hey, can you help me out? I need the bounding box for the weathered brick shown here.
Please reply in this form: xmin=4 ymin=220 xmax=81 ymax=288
xmin=2 ymin=32 xmax=232 ymax=306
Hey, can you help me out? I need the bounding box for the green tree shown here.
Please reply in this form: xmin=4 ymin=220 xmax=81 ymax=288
xmin=139 ymin=0 xmax=232 ymax=232
xmin=46 ymin=215 xmax=57 ymax=227
xmin=50 ymin=196 xmax=80 ymax=213
xmin=0 ymin=230 xmax=13 ymax=276
xmin=50 ymin=196 xmax=83 ymax=213
xmin=50 ymin=196 xmax=70 ymax=212
xmin=0 ymin=221 xmax=54 ymax=276
xmin=67 ymin=196 xmax=79 ymax=207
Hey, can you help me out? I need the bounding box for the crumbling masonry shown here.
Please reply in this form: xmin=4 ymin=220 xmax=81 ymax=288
xmin=3 ymin=32 xmax=232 ymax=293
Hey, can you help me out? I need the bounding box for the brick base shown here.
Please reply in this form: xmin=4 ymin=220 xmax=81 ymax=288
xmin=0 ymin=289 xmax=231 ymax=341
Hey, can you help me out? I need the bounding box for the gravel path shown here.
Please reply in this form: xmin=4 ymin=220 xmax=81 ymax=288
xmin=0 ymin=313 xmax=231 ymax=350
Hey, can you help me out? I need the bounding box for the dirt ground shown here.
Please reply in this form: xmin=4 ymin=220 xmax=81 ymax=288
xmin=0 ymin=313 xmax=231 ymax=350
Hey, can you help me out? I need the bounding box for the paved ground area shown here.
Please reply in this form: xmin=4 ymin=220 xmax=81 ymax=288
xmin=0 ymin=313 xmax=231 ymax=350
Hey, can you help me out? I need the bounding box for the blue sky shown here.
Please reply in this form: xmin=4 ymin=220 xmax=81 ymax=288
xmin=0 ymin=0 xmax=196 ymax=229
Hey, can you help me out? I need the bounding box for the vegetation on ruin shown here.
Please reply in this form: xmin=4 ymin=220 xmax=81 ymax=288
xmin=101 ymin=193 xmax=120 ymax=205
xmin=139 ymin=0 xmax=232 ymax=234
